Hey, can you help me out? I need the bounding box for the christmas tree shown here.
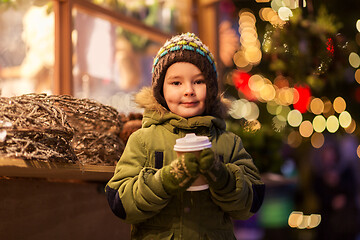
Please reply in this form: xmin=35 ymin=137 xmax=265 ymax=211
xmin=224 ymin=0 xmax=360 ymax=173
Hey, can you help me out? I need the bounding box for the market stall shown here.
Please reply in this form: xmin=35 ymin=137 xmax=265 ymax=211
xmin=0 ymin=93 xmax=144 ymax=239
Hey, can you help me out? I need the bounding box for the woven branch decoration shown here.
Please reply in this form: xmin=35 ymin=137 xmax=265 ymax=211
xmin=0 ymin=93 xmax=129 ymax=166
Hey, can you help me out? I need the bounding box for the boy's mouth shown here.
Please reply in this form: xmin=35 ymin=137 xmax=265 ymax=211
xmin=181 ymin=101 xmax=199 ymax=107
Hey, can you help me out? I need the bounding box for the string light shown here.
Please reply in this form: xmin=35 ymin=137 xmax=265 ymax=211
xmin=278 ymin=7 xmax=293 ymax=21
xmin=349 ymin=52 xmax=360 ymax=68
xmin=267 ymin=101 xmax=279 ymax=115
xmin=299 ymin=120 xmax=313 ymax=138
xmin=313 ymin=115 xmax=326 ymax=133
xmin=310 ymin=98 xmax=324 ymax=115
xmin=339 ymin=111 xmax=352 ymax=128
xmin=248 ymin=74 xmax=265 ymax=92
xmin=345 ymin=119 xmax=356 ymax=134
xmin=235 ymin=10 xmax=262 ymax=71
xmin=326 ymin=115 xmax=339 ymax=133
xmin=287 ymin=109 xmax=302 ymax=127
xmin=229 ymin=99 xmax=260 ymax=121
xmin=260 ymin=84 xmax=276 ymax=101
xmin=288 ymin=211 xmax=303 ymax=228
xmin=288 ymin=211 xmax=321 ymax=229
xmin=322 ymin=98 xmax=335 ymax=118
xmin=355 ymin=69 xmax=360 ymax=84
xmin=277 ymin=87 xmax=296 ymax=106
xmin=311 ymin=132 xmax=325 ymax=148
xmin=333 ymin=97 xmax=346 ymax=113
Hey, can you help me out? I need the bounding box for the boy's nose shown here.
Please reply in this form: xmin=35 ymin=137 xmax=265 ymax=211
xmin=184 ymin=85 xmax=195 ymax=96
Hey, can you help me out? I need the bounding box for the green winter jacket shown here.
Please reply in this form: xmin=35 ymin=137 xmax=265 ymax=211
xmin=106 ymin=89 xmax=265 ymax=240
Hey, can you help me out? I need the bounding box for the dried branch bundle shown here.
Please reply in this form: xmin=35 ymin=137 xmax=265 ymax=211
xmin=0 ymin=93 xmax=126 ymax=166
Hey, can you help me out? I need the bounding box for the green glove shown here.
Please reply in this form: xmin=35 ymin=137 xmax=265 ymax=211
xmin=160 ymin=152 xmax=199 ymax=195
xmin=198 ymin=148 xmax=230 ymax=190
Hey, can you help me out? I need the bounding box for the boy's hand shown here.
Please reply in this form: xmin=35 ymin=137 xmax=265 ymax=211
xmin=198 ymin=148 xmax=215 ymax=171
xmin=160 ymin=152 xmax=199 ymax=195
xmin=198 ymin=148 xmax=230 ymax=191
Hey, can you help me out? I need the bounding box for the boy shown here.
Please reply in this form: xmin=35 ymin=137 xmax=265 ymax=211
xmin=106 ymin=32 xmax=265 ymax=239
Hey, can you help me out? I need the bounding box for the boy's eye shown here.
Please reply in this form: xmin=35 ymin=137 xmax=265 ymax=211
xmin=171 ymin=81 xmax=181 ymax=86
xmin=194 ymin=79 xmax=205 ymax=84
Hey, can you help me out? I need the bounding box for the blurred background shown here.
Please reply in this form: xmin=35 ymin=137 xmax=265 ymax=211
xmin=1 ymin=0 xmax=360 ymax=239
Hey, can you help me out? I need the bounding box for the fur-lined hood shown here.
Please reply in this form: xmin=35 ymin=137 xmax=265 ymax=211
xmin=135 ymin=87 xmax=168 ymax=115
xmin=135 ymin=87 xmax=230 ymax=119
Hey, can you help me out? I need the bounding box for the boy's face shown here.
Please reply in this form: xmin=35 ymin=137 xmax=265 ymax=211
xmin=163 ymin=62 xmax=206 ymax=118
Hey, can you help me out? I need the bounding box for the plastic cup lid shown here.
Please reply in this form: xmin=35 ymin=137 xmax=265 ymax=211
xmin=174 ymin=133 xmax=212 ymax=152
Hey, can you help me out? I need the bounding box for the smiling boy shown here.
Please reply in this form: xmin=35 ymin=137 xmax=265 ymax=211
xmin=106 ymin=33 xmax=265 ymax=240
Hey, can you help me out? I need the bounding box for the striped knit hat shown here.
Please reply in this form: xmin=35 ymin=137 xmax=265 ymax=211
xmin=151 ymin=33 xmax=219 ymax=111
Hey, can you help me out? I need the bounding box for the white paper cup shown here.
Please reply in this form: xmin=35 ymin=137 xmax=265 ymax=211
xmin=174 ymin=133 xmax=212 ymax=152
xmin=174 ymin=133 xmax=211 ymax=191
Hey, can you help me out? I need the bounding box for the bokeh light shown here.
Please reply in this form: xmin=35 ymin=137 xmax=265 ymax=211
xmin=244 ymin=46 xmax=262 ymax=64
xmin=236 ymin=10 xmax=262 ymax=71
xmin=355 ymin=69 xmax=360 ymax=84
xmin=248 ymin=74 xmax=265 ymax=92
xmin=298 ymin=215 xmax=310 ymax=229
xmin=293 ymin=85 xmax=311 ymax=113
xmin=322 ymin=98 xmax=335 ymax=117
xmin=326 ymin=115 xmax=339 ymax=133
xmin=288 ymin=211 xmax=321 ymax=229
xmin=271 ymin=0 xmax=282 ymax=12
xmin=259 ymin=8 xmax=276 ymax=22
xmin=333 ymin=97 xmax=346 ymax=113
xmin=247 ymin=102 xmax=260 ymax=120
xmin=357 ymin=19 xmax=360 ymax=32
xmin=299 ymin=120 xmax=313 ymax=137
xmin=233 ymin=51 xmax=249 ymax=68
xmin=259 ymin=6 xmax=285 ymax=26
xmin=339 ymin=111 xmax=352 ymax=128
xmin=278 ymin=7 xmax=293 ymax=21
xmin=288 ymin=211 xmax=303 ymax=228
xmin=287 ymin=130 xmax=302 ymax=148
xmin=229 ymin=99 xmax=259 ymax=121
xmin=345 ymin=119 xmax=356 ymax=134
xmin=311 ymin=132 xmax=325 ymax=148
xmin=308 ymin=214 xmax=322 ymax=228
xmin=229 ymin=99 xmax=247 ymax=119
xmin=357 ymin=145 xmax=360 ymax=158
xmin=240 ymin=31 xmax=257 ymax=45
xmin=260 ymin=84 xmax=276 ymax=101
xmin=274 ymin=75 xmax=289 ymax=88
xmin=267 ymin=101 xmax=278 ymax=115
xmin=349 ymin=52 xmax=360 ymax=68
xmin=310 ymin=98 xmax=324 ymax=115
xmin=278 ymin=105 xmax=290 ymax=119
xmin=313 ymin=115 xmax=326 ymax=133
xmin=277 ymin=87 xmax=296 ymax=106
xmin=287 ymin=109 xmax=302 ymax=127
